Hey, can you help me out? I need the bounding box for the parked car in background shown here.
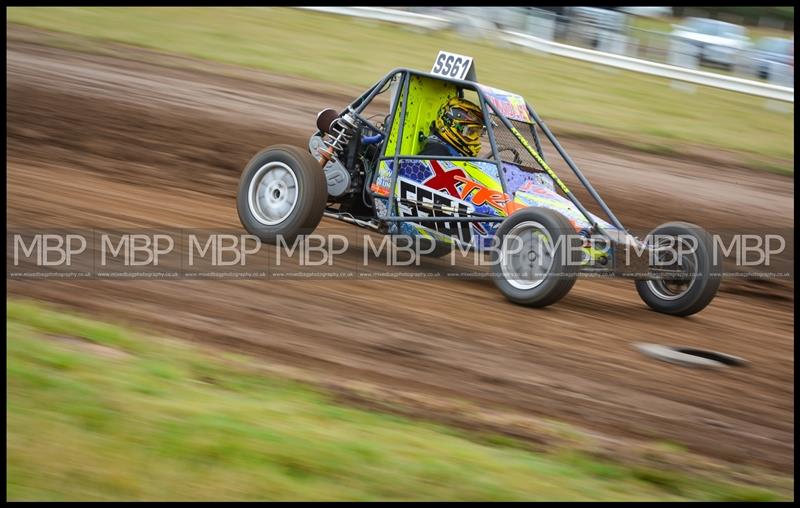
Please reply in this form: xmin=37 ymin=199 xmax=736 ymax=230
xmin=670 ymin=17 xmax=751 ymax=69
xmin=748 ymin=37 xmax=794 ymax=80
xmin=568 ymin=6 xmax=628 ymax=50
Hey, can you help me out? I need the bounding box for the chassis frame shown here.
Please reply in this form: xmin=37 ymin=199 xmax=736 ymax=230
xmin=323 ymin=67 xmax=655 ymax=277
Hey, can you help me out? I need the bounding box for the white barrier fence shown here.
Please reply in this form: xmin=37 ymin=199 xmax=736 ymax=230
xmin=300 ymin=6 xmax=449 ymax=30
xmin=501 ymin=30 xmax=794 ymax=103
xmin=299 ymin=6 xmax=794 ymax=104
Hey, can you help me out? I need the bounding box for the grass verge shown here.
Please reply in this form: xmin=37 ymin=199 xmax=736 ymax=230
xmin=6 ymin=299 xmax=789 ymax=501
xmin=6 ymin=7 xmax=794 ymax=173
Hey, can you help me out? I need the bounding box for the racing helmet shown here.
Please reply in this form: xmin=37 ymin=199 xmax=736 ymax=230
xmin=433 ymin=96 xmax=485 ymax=157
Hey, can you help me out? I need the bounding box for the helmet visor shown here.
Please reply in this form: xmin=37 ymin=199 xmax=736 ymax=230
xmin=459 ymin=123 xmax=485 ymax=140
xmin=451 ymin=107 xmax=482 ymax=124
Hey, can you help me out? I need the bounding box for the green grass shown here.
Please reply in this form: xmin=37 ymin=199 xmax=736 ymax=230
xmin=6 ymin=7 xmax=794 ymax=172
xmin=6 ymin=298 xmax=790 ymax=501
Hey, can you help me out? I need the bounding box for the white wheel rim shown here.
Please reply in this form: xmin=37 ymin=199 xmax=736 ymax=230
xmin=248 ymin=161 xmax=300 ymax=226
xmin=645 ymin=236 xmax=698 ymax=301
xmin=500 ymin=221 xmax=556 ymax=290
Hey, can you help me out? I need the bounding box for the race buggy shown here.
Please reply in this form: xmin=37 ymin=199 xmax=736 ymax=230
xmin=237 ymin=51 xmax=721 ymax=316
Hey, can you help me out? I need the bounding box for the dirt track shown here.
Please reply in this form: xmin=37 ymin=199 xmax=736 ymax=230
xmin=6 ymin=33 xmax=794 ymax=473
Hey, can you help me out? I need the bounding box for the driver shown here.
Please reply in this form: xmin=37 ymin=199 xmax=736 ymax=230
xmin=419 ymin=96 xmax=485 ymax=157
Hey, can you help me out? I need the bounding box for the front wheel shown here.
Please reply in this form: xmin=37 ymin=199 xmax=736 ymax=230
xmin=635 ymin=222 xmax=721 ymax=316
xmin=491 ymin=208 xmax=582 ymax=307
xmin=237 ymin=145 xmax=328 ymax=244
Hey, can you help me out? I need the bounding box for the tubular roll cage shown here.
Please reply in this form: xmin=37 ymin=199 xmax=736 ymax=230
xmin=343 ymin=68 xmax=627 ymax=235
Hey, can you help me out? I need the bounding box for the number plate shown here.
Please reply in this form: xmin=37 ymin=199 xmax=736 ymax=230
xmin=431 ymin=50 xmax=474 ymax=81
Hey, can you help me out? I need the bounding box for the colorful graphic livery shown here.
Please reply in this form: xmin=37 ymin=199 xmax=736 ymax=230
xmin=373 ymin=158 xmax=615 ymax=250
xmin=237 ymin=51 xmax=722 ymax=316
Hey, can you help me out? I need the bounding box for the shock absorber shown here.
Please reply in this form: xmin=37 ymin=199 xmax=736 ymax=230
xmin=318 ymin=112 xmax=358 ymax=167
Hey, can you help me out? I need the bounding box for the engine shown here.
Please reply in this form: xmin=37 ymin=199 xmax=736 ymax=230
xmin=309 ymin=108 xmax=382 ymax=212
xmin=308 ymin=134 xmax=353 ymax=197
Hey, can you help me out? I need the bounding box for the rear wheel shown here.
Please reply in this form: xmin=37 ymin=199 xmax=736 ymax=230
xmin=237 ymin=145 xmax=327 ymax=244
xmin=635 ymin=222 xmax=721 ymax=316
xmin=491 ymin=208 xmax=582 ymax=307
